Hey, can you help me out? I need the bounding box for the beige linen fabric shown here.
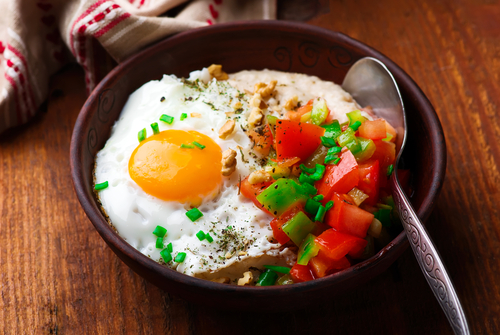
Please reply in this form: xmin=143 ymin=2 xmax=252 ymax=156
xmin=0 ymin=0 xmax=276 ymax=134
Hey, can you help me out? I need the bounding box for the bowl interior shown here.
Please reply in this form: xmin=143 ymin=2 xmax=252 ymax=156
xmin=71 ymin=21 xmax=446 ymax=309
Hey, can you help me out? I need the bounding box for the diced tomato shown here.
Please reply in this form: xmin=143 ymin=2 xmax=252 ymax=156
xmin=357 ymin=160 xmax=380 ymax=206
xmin=385 ymin=120 xmax=397 ymax=142
xmin=358 ymin=119 xmax=387 ymax=140
xmin=269 ymin=204 xmax=303 ymax=244
xmin=240 ymin=176 xmax=274 ymax=214
xmin=286 ymin=103 xmax=313 ymax=122
xmin=309 ymin=250 xmax=351 ymax=278
xmin=315 ymin=150 xmax=359 ymax=202
xmin=290 ymin=263 xmax=315 ymax=283
xmin=247 ymin=124 xmax=273 ymax=156
xmin=315 ymin=229 xmax=368 ymax=261
xmin=275 ymin=119 xmax=325 ymax=163
xmin=325 ymin=194 xmax=374 ymax=238
xmin=371 ymin=140 xmax=396 ymax=188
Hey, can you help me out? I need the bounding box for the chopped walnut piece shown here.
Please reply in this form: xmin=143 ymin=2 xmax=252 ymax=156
xmin=284 ymin=95 xmax=299 ymax=110
xmin=249 ymin=93 xmax=262 ymax=108
xmin=190 ymin=112 xmax=201 ymax=118
xmin=248 ymin=170 xmax=272 ymax=185
xmin=221 ymin=149 xmax=237 ymax=176
xmin=253 ymin=82 xmax=266 ymax=94
xmin=237 ymin=271 xmax=253 ymax=286
xmin=219 ymin=120 xmax=236 ymax=139
xmin=256 ymin=80 xmax=277 ymax=99
xmin=211 ymin=277 xmax=231 ymax=284
xmin=259 ymin=100 xmax=268 ymax=109
xmin=248 ymin=107 xmax=264 ymax=128
xmin=207 ymin=64 xmax=228 ymax=81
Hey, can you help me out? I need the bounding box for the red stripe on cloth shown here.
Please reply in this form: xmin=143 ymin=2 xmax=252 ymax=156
xmin=69 ymin=0 xmax=108 ymax=56
xmin=7 ymin=44 xmax=37 ymax=117
xmin=94 ymin=12 xmax=131 ymax=38
xmin=209 ymin=4 xmax=219 ymax=19
xmin=4 ymin=73 xmax=24 ymax=124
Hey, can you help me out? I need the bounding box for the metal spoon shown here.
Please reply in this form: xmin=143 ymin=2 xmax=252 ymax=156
xmin=342 ymin=57 xmax=470 ymax=335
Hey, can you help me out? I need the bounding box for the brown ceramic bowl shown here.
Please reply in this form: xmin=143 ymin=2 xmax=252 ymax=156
xmin=70 ymin=21 xmax=446 ymax=310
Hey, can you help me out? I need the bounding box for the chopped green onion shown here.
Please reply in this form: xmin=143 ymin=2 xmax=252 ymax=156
xmin=333 ymin=157 xmax=341 ymax=165
xmin=151 ymin=122 xmax=159 ymax=135
xmin=325 ymin=200 xmax=334 ymax=211
xmin=387 ymin=164 xmax=394 ymax=176
xmin=160 ymin=114 xmax=174 ymax=124
xmin=175 ymin=252 xmax=187 ymax=263
xmin=328 ymin=146 xmax=342 ymax=154
xmin=309 ymin=164 xmax=325 ymax=181
xmin=186 ymin=208 xmax=203 ymax=222
xmin=138 ymin=128 xmax=147 ymax=142
xmin=192 ymin=141 xmax=205 ymax=149
xmin=263 ymin=265 xmax=291 ymax=274
xmin=305 ymin=198 xmax=321 ymax=216
xmin=299 ymin=172 xmax=315 ymax=185
xmin=324 ymin=154 xmax=338 ymax=164
xmin=315 ymin=205 xmax=327 ymax=222
xmin=313 ymin=194 xmax=324 ymax=202
xmin=256 ymin=269 xmax=278 ymax=286
xmin=153 ymin=225 xmax=167 ymax=237
xmin=156 ymin=237 xmax=164 ymax=249
xmin=321 ymin=136 xmax=337 ymax=148
xmin=196 ymin=230 xmax=206 ymax=241
xmin=299 ymin=164 xmax=316 ymax=174
xmin=180 ymin=143 xmax=195 ymax=149
xmin=160 ymin=249 xmax=172 ymax=263
xmin=205 ymin=233 xmax=213 ymax=243
xmin=349 ymin=120 xmax=362 ymax=131
xmin=167 ymin=242 xmax=173 ymax=252
xmin=94 ymin=181 xmax=108 ymax=191
xmin=180 ymin=113 xmax=188 ymax=121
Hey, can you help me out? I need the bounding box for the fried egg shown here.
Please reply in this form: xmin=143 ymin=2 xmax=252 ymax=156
xmin=94 ymin=68 xmax=360 ymax=281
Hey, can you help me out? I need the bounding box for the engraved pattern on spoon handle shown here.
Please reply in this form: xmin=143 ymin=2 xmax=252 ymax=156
xmin=391 ymin=177 xmax=470 ymax=335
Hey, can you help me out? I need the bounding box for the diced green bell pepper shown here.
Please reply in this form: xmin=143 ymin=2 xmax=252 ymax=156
xmin=321 ymin=120 xmax=342 ymax=140
xmin=309 ymin=164 xmax=325 ymax=181
xmin=297 ymin=234 xmax=319 ymax=265
xmin=310 ymin=98 xmax=329 ymax=125
xmin=256 ymin=178 xmax=309 ymax=217
xmin=256 ymin=269 xmax=278 ymax=286
xmin=353 ymin=137 xmax=376 ymax=161
xmin=277 ymin=273 xmax=294 ymax=285
xmin=337 ymin=128 xmax=361 ymax=153
xmin=282 ymin=211 xmax=317 ymax=246
xmin=263 ymin=265 xmax=291 ymax=274
xmin=346 ymin=110 xmax=368 ymax=125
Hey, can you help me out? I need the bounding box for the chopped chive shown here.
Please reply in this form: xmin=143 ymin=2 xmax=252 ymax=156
xmin=324 ymin=154 xmax=338 ymax=164
xmin=94 ymin=181 xmax=108 ymax=191
xmin=153 ymin=225 xmax=167 ymax=237
xmin=313 ymin=194 xmax=324 ymax=202
xmin=349 ymin=120 xmax=362 ymax=131
xmin=167 ymin=242 xmax=173 ymax=252
xmin=309 ymin=164 xmax=325 ymax=181
xmin=263 ymin=265 xmax=291 ymax=274
xmin=138 ymin=128 xmax=147 ymax=142
xmin=325 ymin=200 xmax=334 ymax=211
xmin=299 ymin=164 xmax=316 ymax=174
xmin=205 ymin=233 xmax=213 ymax=243
xmin=180 ymin=113 xmax=188 ymax=120
xmin=315 ymin=205 xmax=327 ymax=222
xmin=333 ymin=157 xmax=341 ymax=165
xmin=180 ymin=143 xmax=195 ymax=149
xmin=151 ymin=122 xmax=159 ymax=135
xmin=186 ymin=208 xmax=203 ymax=222
xmin=160 ymin=114 xmax=174 ymax=124
xmin=196 ymin=230 xmax=206 ymax=241
xmin=320 ymin=136 xmax=337 ymax=148
xmin=299 ymin=172 xmax=315 ymax=185
xmin=328 ymin=146 xmax=342 ymax=154
xmin=160 ymin=249 xmax=172 ymax=263
xmin=193 ymin=141 xmax=205 ymax=149
xmin=387 ymin=164 xmax=394 ymax=176
xmin=156 ymin=237 xmax=164 ymax=249
xmin=175 ymin=252 xmax=187 ymax=263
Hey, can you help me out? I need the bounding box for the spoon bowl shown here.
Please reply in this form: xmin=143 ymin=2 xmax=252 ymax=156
xmin=342 ymin=57 xmax=470 ymax=335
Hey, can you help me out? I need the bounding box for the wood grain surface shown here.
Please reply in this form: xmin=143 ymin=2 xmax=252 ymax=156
xmin=1 ymin=0 xmax=499 ymax=333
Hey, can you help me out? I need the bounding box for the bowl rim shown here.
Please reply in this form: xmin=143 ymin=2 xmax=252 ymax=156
xmin=70 ymin=20 xmax=446 ymax=298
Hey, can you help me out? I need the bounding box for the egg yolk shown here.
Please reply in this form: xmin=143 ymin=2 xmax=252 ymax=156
xmin=128 ymin=130 xmax=223 ymax=204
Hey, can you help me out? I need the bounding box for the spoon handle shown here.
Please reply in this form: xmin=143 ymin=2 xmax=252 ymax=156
xmin=391 ymin=176 xmax=470 ymax=335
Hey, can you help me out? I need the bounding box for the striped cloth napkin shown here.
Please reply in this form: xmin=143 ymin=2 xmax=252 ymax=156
xmin=0 ymin=0 xmax=275 ymax=134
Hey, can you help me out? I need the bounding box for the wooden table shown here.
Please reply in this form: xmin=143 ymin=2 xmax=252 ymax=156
xmin=1 ymin=0 xmax=499 ymax=333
